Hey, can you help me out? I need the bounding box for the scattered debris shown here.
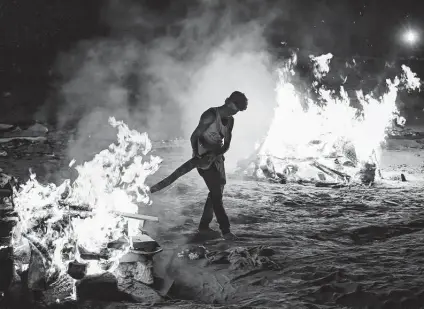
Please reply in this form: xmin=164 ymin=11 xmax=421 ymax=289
xmin=177 ymin=246 xmax=207 ymax=261
xmin=227 ymin=246 xmax=279 ymax=271
xmin=383 ymin=200 xmax=400 ymax=206
xmin=206 ymin=246 xmax=279 ymax=271
xmin=387 ymin=126 xmax=423 ymax=139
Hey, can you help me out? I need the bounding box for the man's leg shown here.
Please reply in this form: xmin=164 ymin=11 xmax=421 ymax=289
xmin=197 ymin=167 xmax=230 ymax=234
xmin=198 ymin=192 xmax=213 ymax=230
xmin=197 ymin=167 xmax=214 ymax=230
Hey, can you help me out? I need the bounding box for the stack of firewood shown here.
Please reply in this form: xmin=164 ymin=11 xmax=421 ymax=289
xmin=1 ymin=173 xmax=164 ymax=305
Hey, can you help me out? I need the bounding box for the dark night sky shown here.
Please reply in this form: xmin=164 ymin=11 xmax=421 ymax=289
xmin=1 ymin=1 xmax=423 ymax=53
xmin=0 ymin=0 xmax=423 ymax=123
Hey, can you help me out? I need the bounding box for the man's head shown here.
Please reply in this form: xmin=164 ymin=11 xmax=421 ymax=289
xmin=224 ymin=91 xmax=248 ymax=115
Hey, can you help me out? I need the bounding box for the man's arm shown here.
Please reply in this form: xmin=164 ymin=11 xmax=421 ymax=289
xmin=190 ymin=109 xmax=215 ymax=157
xmin=216 ymin=117 xmax=234 ymax=155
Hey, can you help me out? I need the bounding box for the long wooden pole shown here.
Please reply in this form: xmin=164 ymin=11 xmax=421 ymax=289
xmin=112 ymin=211 xmax=159 ymax=222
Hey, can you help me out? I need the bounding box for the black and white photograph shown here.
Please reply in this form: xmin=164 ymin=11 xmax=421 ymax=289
xmin=1 ymin=1 xmax=424 ymax=308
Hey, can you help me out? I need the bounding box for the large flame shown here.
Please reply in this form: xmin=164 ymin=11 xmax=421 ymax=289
xmin=13 ymin=117 xmax=162 ymax=283
xmin=258 ymin=54 xmax=421 ymax=181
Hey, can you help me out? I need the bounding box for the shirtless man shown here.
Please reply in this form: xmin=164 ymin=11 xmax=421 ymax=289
xmin=190 ymin=91 xmax=248 ymax=240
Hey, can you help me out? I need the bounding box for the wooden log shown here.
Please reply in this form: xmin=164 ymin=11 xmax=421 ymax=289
xmin=60 ymin=209 xmax=158 ymax=222
xmin=315 ymin=182 xmax=340 ymax=187
xmin=67 ymin=260 xmax=87 ymax=280
xmin=76 ymin=273 xmax=129 ymax=302
xmin=311 ymin=163 xmax=338 ymax=179
xmin=311 ymin=161 xmax=351 ymax=182
xmin=112 ymin=211 xmax=158 ymax=222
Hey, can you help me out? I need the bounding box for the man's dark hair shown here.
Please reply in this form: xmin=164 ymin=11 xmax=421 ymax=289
xmin=225 ymin=91 xmax=248 ymax=111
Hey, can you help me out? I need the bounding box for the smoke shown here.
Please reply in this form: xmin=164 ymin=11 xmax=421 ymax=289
xmin=53 ymin=0 xmax=282 ymax=168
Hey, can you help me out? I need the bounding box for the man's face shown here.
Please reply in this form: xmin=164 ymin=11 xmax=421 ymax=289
xmin=228 ymin=100 xmax=247 ymax=115
xmin=227 ymin=102 xmax=239 ymax=115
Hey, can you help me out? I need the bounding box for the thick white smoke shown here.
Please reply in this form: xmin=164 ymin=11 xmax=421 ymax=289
xmin=53 ymin=0 xmax=281 ymax=169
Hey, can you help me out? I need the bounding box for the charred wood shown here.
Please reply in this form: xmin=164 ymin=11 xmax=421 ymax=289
xmin=75 ymin=273 xmax=129 ymax=302
xmin=67 ymin=260 xmax=87 ymax=280
xmin=311 ymin=161 xmax=351 ymax=182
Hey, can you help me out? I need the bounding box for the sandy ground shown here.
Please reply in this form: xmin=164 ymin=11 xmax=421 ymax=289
xmin=1 ymin=126 xmax=424 ymax=308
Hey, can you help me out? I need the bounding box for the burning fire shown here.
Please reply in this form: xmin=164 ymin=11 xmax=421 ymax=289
xmin=256 ymin=53 xmax=421 ymax=183
xmin=7 ymin=51 xmax=422 ymax=301
xmin=12 ymin=117 xmax=162 ymax=287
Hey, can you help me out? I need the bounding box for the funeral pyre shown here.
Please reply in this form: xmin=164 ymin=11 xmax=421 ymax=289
xmin=236 ymin=54 xmax=421 ymax=186
xmin=7 ymin=117 xmax=163 ymax=302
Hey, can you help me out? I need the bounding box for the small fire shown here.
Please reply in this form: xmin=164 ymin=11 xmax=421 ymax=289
xmin=257 ymin=54 xmax=421 ymax=182
xmin=12 ymin=117 xmax=162 ymax=289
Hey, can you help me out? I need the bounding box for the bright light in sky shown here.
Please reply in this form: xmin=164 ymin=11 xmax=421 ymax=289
xmin=403 ymin=29 xmax=419 ymax=45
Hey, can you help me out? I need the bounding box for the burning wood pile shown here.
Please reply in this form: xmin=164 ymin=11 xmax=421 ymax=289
xmin=234 ymin=57 xmax=421 ymax=187
xmin=235 ymin=138 xmax=378 ymax=187
xmin=1 ymin=118 xmax=168 ymax=307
